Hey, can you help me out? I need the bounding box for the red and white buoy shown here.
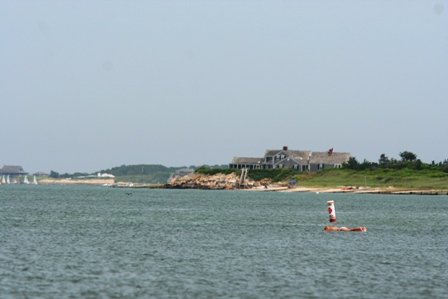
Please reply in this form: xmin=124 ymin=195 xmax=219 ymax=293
xmin=327 ymin=200 xmax=336 ymax=223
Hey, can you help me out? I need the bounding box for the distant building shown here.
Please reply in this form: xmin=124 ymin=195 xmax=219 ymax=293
xmin=229 ymin=146 xmax=350 ymax=172
xmin=97 ymin=172 xmax=115 ymax=178
xmin=0 ymin=165 xmax=28 ymax=176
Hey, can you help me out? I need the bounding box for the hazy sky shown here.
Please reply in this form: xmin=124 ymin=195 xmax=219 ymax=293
xmin=1 ymin=0 xmax=447 ymax=173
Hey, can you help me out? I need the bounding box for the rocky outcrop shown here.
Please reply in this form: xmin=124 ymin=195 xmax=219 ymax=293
xmin=166 ymin=172 xmax=262 ymax=190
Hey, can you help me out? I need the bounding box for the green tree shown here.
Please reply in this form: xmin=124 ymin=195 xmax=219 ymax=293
xmin=413 ymin=159 xmax=423 ymax=170
xmin=399 ymin=151 xmax=417 ymax=162
xmin=379 ymin=153 xmax=390 ymax=166
xmin=343 ymin=157 xmax=360 ymax=169
xmin=442 ymin=159 xmax=448 ymax=173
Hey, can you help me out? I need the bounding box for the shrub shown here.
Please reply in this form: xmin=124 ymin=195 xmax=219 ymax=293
xmin=195 ymin=167 xmax=236 ymax=175
xmin=248 ymin=169 xmax=298 ymax=182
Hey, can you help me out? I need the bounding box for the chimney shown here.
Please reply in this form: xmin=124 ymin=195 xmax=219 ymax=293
xmin=283 ymin=145 xmax=288 ymax=151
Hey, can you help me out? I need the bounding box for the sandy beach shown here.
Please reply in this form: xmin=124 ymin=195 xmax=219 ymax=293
xmin=249 ymin=185 xmax=448 ymax=195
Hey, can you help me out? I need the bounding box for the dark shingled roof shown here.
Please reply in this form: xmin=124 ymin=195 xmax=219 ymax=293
xmin=0 ymin=165 xmax=28 ymax=175
xmin=308 ymin=152 xmax=351 ymax=164
xmin=231 ymin=157 xmax=263 ymax=164
xmin=264 ymin=149 xmax=311 ymax=158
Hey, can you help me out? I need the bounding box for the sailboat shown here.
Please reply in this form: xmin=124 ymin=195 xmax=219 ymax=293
xmin=24 ymin=176 xmax=30 ymax=184
xmin=6 ymin=175 xmax=10 ymax=184
xmin=33 ymin=176 xmax=38 ymax=185
xmin=1 ymin=175 xmax=5 ymax=184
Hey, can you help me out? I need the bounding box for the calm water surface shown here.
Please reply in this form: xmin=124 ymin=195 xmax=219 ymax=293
xmin=0 ymin=185 xmax=447 ymax=298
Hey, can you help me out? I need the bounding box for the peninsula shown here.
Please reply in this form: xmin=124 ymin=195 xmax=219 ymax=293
xmin=166 ymin=170 xmax=448 ymax=195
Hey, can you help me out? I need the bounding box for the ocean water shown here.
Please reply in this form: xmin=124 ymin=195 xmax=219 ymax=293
xmin=0 ymin=185 xmax=447 ymax=299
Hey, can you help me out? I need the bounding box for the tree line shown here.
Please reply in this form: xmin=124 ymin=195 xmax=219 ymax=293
xmin=49 ymin=164 xmax=181 ymax=179
xmin=343 ymin=151 xmax=448 ymax=172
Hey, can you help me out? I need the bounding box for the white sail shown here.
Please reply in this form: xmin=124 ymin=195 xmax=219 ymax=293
xmin=1 ymin=175 xmax=5 ymax=184
xmin=24 ymin=176 xmax=30 ymax=184
xmin=6 ymin=175 xmax=10 ymax=184
xmin=33 ymin=176 xmax=38 ymax=185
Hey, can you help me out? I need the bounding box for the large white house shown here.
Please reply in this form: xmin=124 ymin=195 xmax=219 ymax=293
xmin=229 ymin=146 xmax=351 ymax=172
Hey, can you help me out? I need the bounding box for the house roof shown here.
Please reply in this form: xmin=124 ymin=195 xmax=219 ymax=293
xmin=265 ymin=149 xmax=311 ymax=157
xmin=231 ymin=157 xmax=263 ymax=164
xmin=273 ymin=156 xmax=308 ymax=166
xmin=264 ymin=149 xmax=286 ymax=157
xmin=308 ymin=152 xmax=351 ymax=164
xmin=286 ymin=150 xmax=312 ymax=161
xmin=0 ymin=165 xmax=28 ymax=175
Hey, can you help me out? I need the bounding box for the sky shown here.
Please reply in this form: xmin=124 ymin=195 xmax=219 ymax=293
xmin=1 ymin=0 xmax=447 ymax=174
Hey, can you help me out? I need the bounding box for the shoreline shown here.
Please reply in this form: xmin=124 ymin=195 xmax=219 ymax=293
xmin=20 ymin=177 xmax=448 ymax=195
xmin=159 ymin=184 xmax=448 ymax=195
xmin=163 ymin=173 xmax=448 ymax=195
xmin=246 ymin=185 xmax=448 ymax=195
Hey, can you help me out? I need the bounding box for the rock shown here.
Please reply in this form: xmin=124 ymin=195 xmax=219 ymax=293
xmin=166 ymin=172 xmax=250 ymax=190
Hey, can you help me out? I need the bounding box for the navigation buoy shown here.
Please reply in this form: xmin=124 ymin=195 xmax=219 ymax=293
xmin=327 ymin=200 xmax=336 ymax=223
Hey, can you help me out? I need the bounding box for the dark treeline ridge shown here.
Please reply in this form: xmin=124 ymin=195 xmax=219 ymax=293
xmin=49 ymin=164 xmax=228 ymax=183
xmin=49 ymin=164 xmax=186 ymax=183
xmin=101 ymin=164 xmax=181 ymax=176
xmin=50 ymin=164 xmax=188 ymax=178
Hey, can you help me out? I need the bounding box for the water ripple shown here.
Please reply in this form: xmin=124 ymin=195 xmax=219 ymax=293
xmin=0 ymin=186 xmax=447 ymax=298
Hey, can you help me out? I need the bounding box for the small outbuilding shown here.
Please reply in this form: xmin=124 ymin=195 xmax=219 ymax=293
xmin=0 ymin=165 xmax=28 ymax=176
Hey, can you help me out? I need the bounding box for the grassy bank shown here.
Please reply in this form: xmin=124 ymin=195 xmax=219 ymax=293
xmin=294 ymin=168 xmax=448 ymax=190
